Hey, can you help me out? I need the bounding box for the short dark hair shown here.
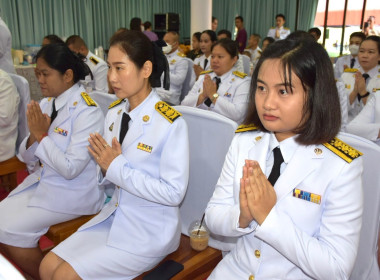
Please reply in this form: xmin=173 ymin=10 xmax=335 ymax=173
xmin=65 ymin=35 xmax=87 ymax=49
xmin=262 ymin=36 xmax=275 ymax=45
xmin=201 ymin=30 xmax=217 ymax=42
xmin=235 ymin=16 xmax=244 ymax=22
xmin=361 ymin=35 xmax=380 ymax=54
xmin=43 ymin=34 xmax=64 ymax=45
xmin=212 ymin=16 xmax=217 ymax=22
xmin=193 ymin=32 xmax=201 ymax=41
xmin=276 ymin=14 xmax=286 ymax=21
xmin=35 ymin=44 xmax=90 ymax=83
xmin=244 ymin=38 xmax=341 ymax=145
xmin=308 ymin=27 xmax=321 ymax=37
xmin=211 ymin=38 xmax=238 ymax=59
xmin=143 ymin=21 xmax=152 ymax=30
xmin=288 ymin=30 xmax=316 ymax=42
xmin=217 ymin=29 xmax=232 ymax=39
xmin=130 ymin=17 xmax=142 ymax=31
xmin=350 ymin=31 xmax=366 ymax=41
xmin=109 ymin=30 xmax=169 ymax=88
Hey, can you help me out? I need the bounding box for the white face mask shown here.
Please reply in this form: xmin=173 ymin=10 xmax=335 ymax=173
xmin=349 ymin=44 xmax=359 ymax=55
xmin=162 ymin=44 xmax=172 ymax=54
xmin=141 ymin=25 xmax=145 ymax=31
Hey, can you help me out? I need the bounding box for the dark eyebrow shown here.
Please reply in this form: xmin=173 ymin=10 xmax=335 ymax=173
xmin=257 ymin=79 xmax=293 ymax=88
xmin=107 ymin=61 xmax=126 ymax=65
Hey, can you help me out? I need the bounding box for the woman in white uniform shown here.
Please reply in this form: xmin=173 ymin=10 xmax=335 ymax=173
xmin=193 ymin=30 xmax=217 ymax=80
xmin=0 ymin=44 xmax=104 ymax=279
xmin=205 ymin=38 xmax=363 ymax=279
xmin=40 ymin=30 xmax=189 ymax=280
xmin=182 ymin=38 xmax=250 ymax=123
xmin=340 ymin=35 xmax=380 ymax=121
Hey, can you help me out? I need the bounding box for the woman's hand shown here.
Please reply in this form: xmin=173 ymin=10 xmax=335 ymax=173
xmin=354 ymin=72 xmax=367 ymax=96
xmin=239 ymin=160 xmax=255 ymax=228
xmin=26 ymin=100 xmax=50 ymax=144
xmin=193 ymin=64 xmax=204 ymax=80
xmin=88 ymin=133 xmax=122 ymax=174
xmin=203 ymin=74 xmax=218 ymax=99
xmin=243 ymin=160 xmax=277 ymax=225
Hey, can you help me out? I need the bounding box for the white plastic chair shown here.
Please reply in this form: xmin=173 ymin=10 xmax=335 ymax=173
xmin=8 ymin=73 xmax=31 ymax=151
xmin=90 ymin=91 xmax=118 ymax=117
xmin=0 ymin=254 xmax=25 ymax=280
xmin=338 ymin=132 xmax=380 ymax=280
xmin=241 ymin=54 xmax=251 ymax=75
xmin=179 ymin=58 xmax=195 ymax=103
xmin=174 ymin=106 xmax=238 ymax=250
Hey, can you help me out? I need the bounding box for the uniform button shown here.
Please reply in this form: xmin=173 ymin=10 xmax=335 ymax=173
xmin=115 ymin=203 xmax=118 ymax=207
xmin=254 ymin=249 xmax=260 ymax=258
xmin=117 ymin=186 xmax=120 ymax=189
xmin=249 ymin=275 xmax=254 ymax=280
xmin=37 ymin=177 xmax=40 ymax=181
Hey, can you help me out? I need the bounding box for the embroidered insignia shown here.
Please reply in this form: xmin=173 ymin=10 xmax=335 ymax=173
xmin=137 ymin=142 xmax=153 ymax=153
xmin=345 ymin=84 xmax=351 ymax=89
xmin=143 ymin=115 xmax=150 ymax=122
xmin=81 ymin=92 xmax=97 ymax=106
xmin=343 ymin=68 xmax=358 ymax=73
xmin=231 ymin=78 xmax=235 ymax=82
xmin=170 ymin=59 xmax=176 ymax=65
xmin=89 ymin=56 xmax=99 ymax=65
xmin=233 ymin=71 xmax=247 ymax=79
xmin=224 ymin=92 xmax=232 ymax=97
xmin=108 ymin=99 xmax=123 ymax=109
xmin=48 ymin=97 xmax=52 ymax=101
xmin=322 ymin=137 xmax=362 ymax=163
xmin=73 ymin=101 xmax=78 ymax=106
xmin=235 ymin=124 xmax=258 ymax=133
xmin=109 ymin=123 xmax=114 ymax=131
xmin=293 ymin=188 xmax=321 ymax=204
xmin=255 ymin=136 xmax=262 ymax=141
xmin=54 ymin=127 xmax=68 ymax=136
xmin=117 ymin=109 xmax=122 ymax=115
xmin=177 ymin=52 xmax=186 ymax=57
xmin=155 ymin=101 xmax=181 ymax=123
xmin=200 ymin=70 xmax=213 ymax=75
xmin=314 ymin=148 xmax=323 ymax=155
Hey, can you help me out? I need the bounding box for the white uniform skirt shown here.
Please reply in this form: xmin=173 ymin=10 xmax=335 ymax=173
xmin=0 ymin=184 xmax=79 ymax=248
xmin=52 ymin=213 xmax=164 ymax=280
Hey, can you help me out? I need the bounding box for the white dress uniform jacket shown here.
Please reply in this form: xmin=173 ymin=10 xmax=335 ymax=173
xmin=82 ymin=51 xmax=108 ymax=92
xmin=339 ymin=66 xmax=380 ymax=121
xmin=245 ymin=47 xmax=262 ymax=69
xmin=0 ymin=70 xmax=19 ymax=161
xmin=347 ymin=89 xmax=380 ymax=145
xmin=194 ymin=54 xmax=212 ymax=71
xmin=9 ymin=84 xmax=105 ymax=215
xmin=77 ymin=90 xmax=189 ymax=257
xmin=0 ymin=17 xmax=15 ymax=73
xmin=267 ymin=26 xmax=291 ymax=40
xmin=206 ymin=130 xmax=363 ymax=280
xmin=334 ymin=55 xmax=360 ymax=79
xmin=156 ymin=51 xmax=188 ymax=105
xmin=181 ymin=69 xmax=250 ymax=123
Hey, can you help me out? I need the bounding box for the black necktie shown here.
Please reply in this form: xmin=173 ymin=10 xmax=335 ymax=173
xmin=268 ymin=147 xmax=284 ymax=186
xmin=357 ymin=73 xmax=370 ymax=101
xmin=50 ymin=99 xmax=58 ymax=125
xmin=350 ymin=58 xmax=355 ymax=68
xmin=204 ymin=77 xmax=222 ymax=107
xmin=119 ymin=113 xmax=131 ymax=145
xmin=203 ymin=58 xmax=208 ymax=69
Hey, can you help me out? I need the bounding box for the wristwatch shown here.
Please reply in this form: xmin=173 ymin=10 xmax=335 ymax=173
xmin=211 ymin=93 xmax=219 ymax=102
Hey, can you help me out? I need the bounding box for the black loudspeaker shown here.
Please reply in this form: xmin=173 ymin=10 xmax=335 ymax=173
xmin=154 ymin=13 xmax=180 ymax=32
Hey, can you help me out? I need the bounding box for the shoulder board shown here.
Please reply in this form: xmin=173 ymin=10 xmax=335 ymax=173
xmin=270 ymin=27 xmax=275 ymax=29
xmin=81 ymin=92 xmax=97 ymax=106
xmin=200 ymin=70 xmax=213 ymax=75
xmin=155 ymin=101 xmax=181 ymax=123
xmin=177 ymin=52 xmax=186 ymax=57
xmin=322 ymin=137 xmax=362 ymax=163
xmin=344 ymin=68 xmax=358 ymax=73
xmin=235 ymin=124 xmax=258 ymax=133
xmin=89 ymin=56 xmax=99 ymax=65
xmin=233 ymin=71 xmax=247 ymax=79
xmin=108 ymin=99 xmax=124 ymax=109
xmin=284 ymin=27 xmax=290 ymax=30
xmin=373 ymin=88 xmax=380 ymax=92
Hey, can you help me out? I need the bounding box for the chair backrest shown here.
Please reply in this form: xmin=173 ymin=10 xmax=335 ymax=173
xmin=241 ymin=54 xmax=251 ymax=75
xmin=179 ymin=58 xmax=195 ymax=103
xmin=175 ymin=106 xmax=238 ymax=244
xmin=338 ymin=132 xmax=380 ymax=280
xmin=90 ymin=91 xmax=118 ymax=117
xmin=8 ymin=73 xmax=30 ymax=150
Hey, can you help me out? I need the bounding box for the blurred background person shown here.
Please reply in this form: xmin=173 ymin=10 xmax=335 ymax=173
xmin=187 ymin=32 xmax=202 ymax=61
xmin=130 ymin=17 xmax=143 ymax=31
xmin=261 ymin=36 xmax=275 ymax=51
xmin=42 ymin=34 xmax=64 ymax=46
xmin=367 ymin=16 xmax=379 ymax=36
xmin=212 ymin=16 xmax=218 ymax=32
xmin=194 ymin=30 xmax=217 ymax=80
xmin=143 ymin=21 xmax=158 ymax=41
xmin=308 ymin=27 xmax=321 ymax=41
xmin=267 ymin=14 xmax=290 ymax=40
xmin=235 ymin=16 xmax=247 ymax=54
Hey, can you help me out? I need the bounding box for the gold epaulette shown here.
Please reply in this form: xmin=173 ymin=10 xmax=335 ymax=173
xmin=344 ymin=68 xmax=358 ymax=73
xmin=89 ymin=56 xmax=99 ymax=65
xmin=233 ymin=71 xmax=247 ymax=79
xmin=235 ymin=124 xmax=258 ymax=133
xmin=81 ymin=92 xmax=97 ymax=106
xmin=155 ymin=101 xmax=181 ymax=123
xmin=284 ymin=27 xmax=290 ymax=30
xmin=108 ymin=99 xmax=123 ymax=109
xmin=322 ymin=137 xmax=362 ymax=163
xmin=177 ymin=52 xmax=186 ymax=57
xmin=200 ymin=70 xmax=213 ymax=75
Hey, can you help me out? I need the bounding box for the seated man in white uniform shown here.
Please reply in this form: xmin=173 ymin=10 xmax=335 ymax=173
xmin=156 ymin=31 xmax=188 ymax=105
xmin=267 ymin=13 xmax=291 ymax=41
xmin=66 ymin=35 xmax=108 ymax=92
